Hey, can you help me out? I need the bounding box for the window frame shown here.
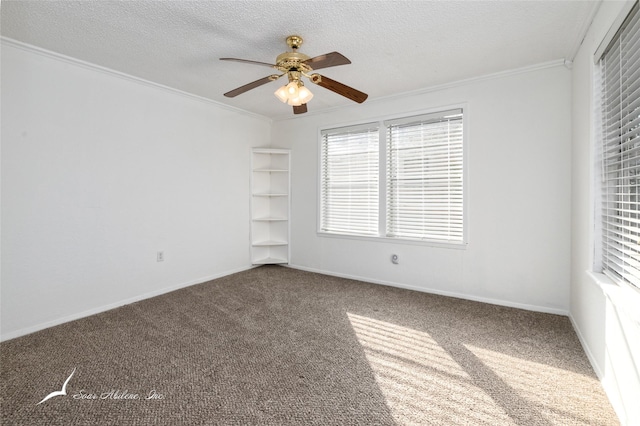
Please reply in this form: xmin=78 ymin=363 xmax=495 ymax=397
xmin=317 ymin=104 xmax=468 ymax=249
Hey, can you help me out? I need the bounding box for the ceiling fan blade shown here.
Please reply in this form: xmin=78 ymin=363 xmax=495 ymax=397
xmin=303 ymin=52 xmax=351 ymax=70
xmin=220 ymin=58 xmax=277 ymax=68
xmin=309 ymin=74 xmax=368 ymax=103
xmin=224 ymin=76 xmax=275 ymax=98
xmin=293 ymin=104 xmax=308 ymax=114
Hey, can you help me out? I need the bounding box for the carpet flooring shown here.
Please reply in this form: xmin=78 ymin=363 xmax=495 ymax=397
xmin=1 ymin=265 xmax=619 ymax=425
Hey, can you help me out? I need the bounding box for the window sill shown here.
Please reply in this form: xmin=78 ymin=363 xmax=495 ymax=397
xmin=317 ymin=230 xmax=468 ymax=250
xmin=587 ymin=270 xmax=640 ymax=325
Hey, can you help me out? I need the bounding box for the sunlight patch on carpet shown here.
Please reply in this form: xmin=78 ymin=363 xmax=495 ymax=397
xmin=464 ymin=344 xmax=609 ymax=425
xmin=347 ymin=313 xmax=513 ymax=425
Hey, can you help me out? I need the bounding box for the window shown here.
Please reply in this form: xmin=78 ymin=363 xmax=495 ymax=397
xmin=320 ymin=124 xmax=379 ymax=236
xmin=596 ymin=1 xmax=640 ymax=289
xmin=386 ymin=110 xmax=464 ymax=241
xmin=320 ymin=108 xmax=465 ymax=245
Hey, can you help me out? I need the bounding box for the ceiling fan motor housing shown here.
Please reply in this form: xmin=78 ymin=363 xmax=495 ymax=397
xmin=276 ymin=52 xmax=312 ymax=74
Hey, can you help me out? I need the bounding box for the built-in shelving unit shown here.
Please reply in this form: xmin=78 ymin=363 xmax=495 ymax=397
xmin=251 ymin=148 xmax=290 ymax=265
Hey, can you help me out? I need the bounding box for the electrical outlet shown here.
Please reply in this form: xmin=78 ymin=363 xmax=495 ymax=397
xmin=157 ymin=251 xmax=164 ymax=262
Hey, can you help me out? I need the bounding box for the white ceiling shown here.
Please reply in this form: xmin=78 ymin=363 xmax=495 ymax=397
xmin=1 ymin=0 xmax=600 ymax=120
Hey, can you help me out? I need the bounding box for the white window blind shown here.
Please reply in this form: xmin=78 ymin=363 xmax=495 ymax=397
xmin=599 ymin=1 xmax=640 ymax=289
xmin=386 ymin=109 xmax=464 ymax=242
xmin=320 ymin=124 xmax=379 ymax=235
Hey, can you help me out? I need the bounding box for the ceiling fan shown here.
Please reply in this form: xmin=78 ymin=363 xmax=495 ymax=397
xmin=221 ymin=35 xmax=368 ymax=115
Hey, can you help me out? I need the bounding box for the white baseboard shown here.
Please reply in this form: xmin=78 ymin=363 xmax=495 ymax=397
xmin=286 ymin=263 xmax=569 ymax=316
xmin=568 ymin=314 xmax=604 ymax=378
xmin=569 ymin=313 xmax=630 ymax=425
xmin=0 ymin=264 xmax=255 ymax=342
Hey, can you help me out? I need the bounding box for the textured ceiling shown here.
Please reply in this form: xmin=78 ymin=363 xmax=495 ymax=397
xmin=1 ymin=0 xmax=600 ymax=120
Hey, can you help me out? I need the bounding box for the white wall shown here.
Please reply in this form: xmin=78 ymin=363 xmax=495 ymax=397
xmin=272 ymin=64 xmax=572 ymax=314
xmin=1 ymin=41 xmax=271 ymax=340
xmin=570 ymin=1 xmax=640 ymax=424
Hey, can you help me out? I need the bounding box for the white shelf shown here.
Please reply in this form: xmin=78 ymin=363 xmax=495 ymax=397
xmin=253 ymin=168 xmax=289 ymax=173
xmin=252 ymin=193 xmax=288 ymax=197
xmin=250 ymin=148 xmax=290 ymax=265
xmin=253 ymin=149 xmax=288 ymax=155
xmin=252 ymin=257 xmax=289 ymax=265
xmin=252 ymin=240 xmax=288 ymax=246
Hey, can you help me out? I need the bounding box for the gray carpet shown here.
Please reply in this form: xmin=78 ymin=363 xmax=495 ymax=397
xmin=1 ymin=265 xmax=618 ymax=425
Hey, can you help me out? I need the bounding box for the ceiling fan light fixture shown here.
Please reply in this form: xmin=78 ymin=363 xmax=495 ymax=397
xmin=297 ymin=85 xmax=314 ymax=104
xmin=286 ymin=81 xmax=299 ymax=96
xmin=274 ymin=85 xmax=289 ymax=103
xmin=275 ymin=80 xmax=313 ymax=106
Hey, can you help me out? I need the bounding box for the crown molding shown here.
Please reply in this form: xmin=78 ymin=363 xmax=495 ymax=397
xmin=272 ymin=58 xmax=567 ymax=122
xmin=2 ymin=37 xmax=567 ymax=125
xmin=1 ymin=37 xmax=272 ymax=124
